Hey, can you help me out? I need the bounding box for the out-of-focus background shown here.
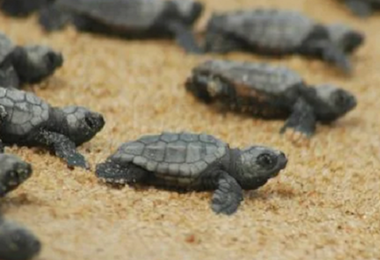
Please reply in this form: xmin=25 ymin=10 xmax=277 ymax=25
xmin=1 ymin=0 xmax=380 ymax=259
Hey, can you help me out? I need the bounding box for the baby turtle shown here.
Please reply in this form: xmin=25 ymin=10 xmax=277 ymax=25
xmin=0 ymin=217 xmax=41 ymax=260
xmin=203 ymin=9 xmax=364 ymax=73
xmin=0 ymin=88 xmax=105 ymax=169
xmin=185 ymin=60 xmax=357 ymax=137
xmin=38 ymin=0 xmax=204 ymax=53
xmin=0 ymin=0 xmax=53 ymax=17
xmin=0 ymin=153 xmax=40 ymax=260
xmin=338 ymin=0 xmax=380 ymax=17
xmin=96 ymin=132 xmax=288 ymax=215
xmin=0 ymin=153 xmax=32 ymax=197
xmin=0 ymin=32 xmax=63 ymax=88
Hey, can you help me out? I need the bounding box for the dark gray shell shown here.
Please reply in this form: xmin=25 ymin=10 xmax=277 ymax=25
xmin=56 ymin=0 xmax=166 ymax=31
xmin=194 ymin=60 xmax=303 ymax=96
xmin=0 ymin=33 xmax=14 ymax=63
xmin=111 ymin=132 xmax=227 ymax=178
xmin=209 ymin=9 xmax=316 ymax=51
xmin=0 ymin=88 xmax=49 ymax=136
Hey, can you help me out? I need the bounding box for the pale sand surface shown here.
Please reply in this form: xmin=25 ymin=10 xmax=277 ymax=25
xmin=0 ymin=0 xmax=380 ymax=259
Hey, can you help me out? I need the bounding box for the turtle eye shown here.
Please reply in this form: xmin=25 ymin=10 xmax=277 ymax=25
xmin=257 ymin=153 xmax=275 ymax=169
xmin=85 ymin=115 xmax=95 ymax=129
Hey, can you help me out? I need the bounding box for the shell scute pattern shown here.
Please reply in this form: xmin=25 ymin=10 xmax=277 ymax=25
xmin=219 ymin=9 xmax=315 ymax=51
xmin=115 ymin=132 xmax=228 ymax=177
xmin=0 ymin=88 xmax=49 ymax=136
xmin=201 ymin=60 xmax=303 ymax=95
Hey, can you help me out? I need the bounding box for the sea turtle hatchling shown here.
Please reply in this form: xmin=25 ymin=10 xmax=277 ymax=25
xmin=0 ymin=217 xmax=41 ymax=260
xmin=0 ymin=0 xmax=53 ymax=17
xmin=0 ymin=153 xmax=41 ymax=260
xmin=203 ymin=9 xmax=364 ymax=73
xmin=0 ymin=153 xmax=32 ymax=197
xmin=38 ymin=0 xmax=204 ymax=53
xmin=0 ymin=87 xmax=105 ymax=169
xmin=338 ymin=0 xmax=380 ymax=17
xmin=0 ymin=32 xmax=63 ymax=88
xmin=326 ymin=23 xmax=365 ymax=53
xmin=96 ymin=132 xmax=288 ymax=215
xmin=185 ymin=60 xmax=357 ymax=137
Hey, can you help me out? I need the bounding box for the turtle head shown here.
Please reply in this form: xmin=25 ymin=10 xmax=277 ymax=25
xmin=169 ymin=0 xmax=204 ymax=25
xmin=11 ymin=45 xmax=63 ymax=84
xmin=238 ymin=146 xmax=287 ymax=183
xmin=0 ymin=154 xmax=32 ymax=197
xmin=311 ymin=84 xmax=357 ymax=122
xmin=0 ymin=218 xmax=41 ymax=260
xmin=61 ymin=106 xmax=105 ymax=145
xmin=327 ymin=23 xmax=365 ymax=53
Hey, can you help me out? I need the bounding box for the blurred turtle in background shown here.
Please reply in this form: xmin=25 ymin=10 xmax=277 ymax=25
xmin=185 ymin=60 xmax=357 ymax=137
xmin=338 ymin=0 xmax=380 ymax=17
xmin=0 ymin=32 xmax=63 ymax=89
xmin=203 ymin=9 xmax=364 ymax=74
xmin=0 ymin=0 xmax=53 ymax=17
xmin=0 ymin=153 xmax=41 ymax=260
xmin=38 ymin=0 xmax=204 ymax=53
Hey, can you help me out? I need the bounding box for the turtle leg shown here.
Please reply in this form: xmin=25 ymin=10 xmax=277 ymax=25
xmin=167 ymin=21 xmax=204 ymax=54
xmin=307 ymin=40 xmax=352 ymax=74
xmin=34 ymin=130 xmax=89 ymax=169
xmin=344 ymin=0 xmax=373 ymax=17
xmin=95 ymin=160 xmax=149 ymax=185
xmin=211 ymin=171 xmax=243 ymax=215
xmin=280 ymin=98 xmax=317 ymax=137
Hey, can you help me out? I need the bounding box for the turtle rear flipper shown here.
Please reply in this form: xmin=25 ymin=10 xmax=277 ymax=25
xmin=211 ymin=171 xmax=243 ymax=215
xmin=167 ymin=21 xmax=203 ymax=54
xmin=344 ymin=0 xmax=373 ymax=17
xmin=35 ymin=130 xmax=89 ymax=170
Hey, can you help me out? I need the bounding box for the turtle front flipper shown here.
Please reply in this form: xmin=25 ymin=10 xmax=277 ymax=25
xmin=167 ymin=21 xmax=204 ymax=54
xmin=35 ymin=130 xmax=89 ymax=169
xmin=319 ymin=41 xmax=352 ymax=74
xmin=211 ymin=171 xmax=243 ymax=215
xmin=344 ymin=0 xmax=373 ymax=17
xmin=95 ymin=160 xmax=149 ymax=185
xmin=280 ymin=98 xmax=316 ymax=137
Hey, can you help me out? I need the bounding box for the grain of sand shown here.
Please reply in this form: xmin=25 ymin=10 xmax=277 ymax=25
xmin=0 ymin=0 xmax=380 ymax=259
